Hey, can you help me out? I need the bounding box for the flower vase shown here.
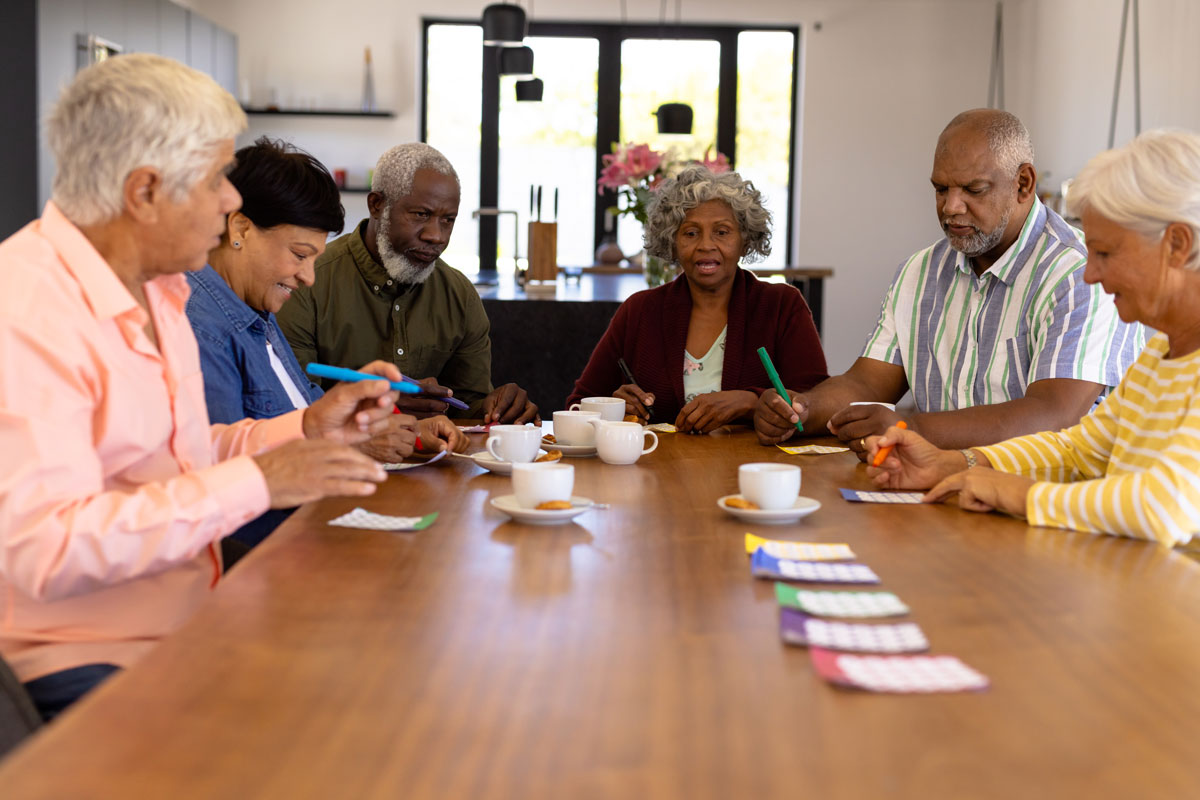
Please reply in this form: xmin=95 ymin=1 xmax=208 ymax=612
xmin=643 ymin=253 xmax=677 ymax=288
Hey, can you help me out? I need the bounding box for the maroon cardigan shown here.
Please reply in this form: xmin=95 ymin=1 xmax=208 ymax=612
xmin=566 ymin=269 xmax=828 ymax=423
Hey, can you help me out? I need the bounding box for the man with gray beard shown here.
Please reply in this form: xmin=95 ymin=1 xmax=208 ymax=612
xmin=279 ymin=143 xmax=537 ymax=423
xmin=755 ymin=108 xmax=1144 ymax=458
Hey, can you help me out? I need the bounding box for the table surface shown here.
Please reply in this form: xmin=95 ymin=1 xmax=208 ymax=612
xmin=3 ymin=429 xmax=1200 ymax=799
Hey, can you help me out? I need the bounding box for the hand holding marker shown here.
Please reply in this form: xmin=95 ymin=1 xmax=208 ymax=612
xmin=305 ymin=363 xmax=469 ymax=410
xmin=756 ymin=347 xmax=803 ymax=433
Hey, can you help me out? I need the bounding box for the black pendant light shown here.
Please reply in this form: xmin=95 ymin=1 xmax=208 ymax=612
xmin=482 ymin=3 xmax=527 ymax=47
xmin=654 ymin=102 xmax=693 ymax=135
xmin=515 ymin=78 xmax=544 ymax=102
xmin=498 ymin=46 xmax=535 ymax=79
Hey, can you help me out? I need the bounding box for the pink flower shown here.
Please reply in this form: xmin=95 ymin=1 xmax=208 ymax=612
xmin=597 ymin=143 xmax=665 ymax=193
xmin=701 ymin=146 xmax=731 ymax=174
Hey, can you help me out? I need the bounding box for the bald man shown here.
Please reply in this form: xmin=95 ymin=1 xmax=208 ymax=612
xmin=755 ymin=109 xmax=1144 ymax=457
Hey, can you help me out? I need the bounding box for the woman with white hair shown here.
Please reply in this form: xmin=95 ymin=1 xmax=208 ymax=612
xmin=0 ymin=54 xmax=397 ymax=720
xmin=867 ymin=129 xmax=1200 ymax=546
xmin=568 ymin=166 xmax=828 ymax=433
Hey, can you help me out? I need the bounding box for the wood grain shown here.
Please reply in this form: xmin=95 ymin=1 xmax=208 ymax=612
xmin=2 ymin=429 xmax=1199 ymax=799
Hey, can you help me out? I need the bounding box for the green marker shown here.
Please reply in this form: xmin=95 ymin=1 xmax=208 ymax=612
xmin=756 ymin=346 xmax=803 ymax=433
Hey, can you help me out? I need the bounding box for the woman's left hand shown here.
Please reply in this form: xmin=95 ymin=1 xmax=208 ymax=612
xmin=923 ymin=467 xmax=1034 ymax=518
xmin=674 ymin=390 xmax=757 ymax=434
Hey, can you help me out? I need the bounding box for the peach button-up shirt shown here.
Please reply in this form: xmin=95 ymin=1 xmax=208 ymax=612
xmin=0 ymin=203 xmax=304 ymax=682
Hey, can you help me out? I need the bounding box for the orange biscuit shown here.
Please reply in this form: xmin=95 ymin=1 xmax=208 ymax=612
xmin=623 ymin=414 xmax=640 ymax=423
xmin=536 ymin=500 xmax=573 ymax=510
xmin=725 ymin=497 xmax=760 ymax=510
xmin=542 ymin=434 xmax=557 ymax=444
xmin=534 ymin=450 xmax=563 ymax=462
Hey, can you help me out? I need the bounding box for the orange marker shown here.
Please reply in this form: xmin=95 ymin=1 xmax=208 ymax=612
xmin=871 ymin=420 xmax=907 ymax=467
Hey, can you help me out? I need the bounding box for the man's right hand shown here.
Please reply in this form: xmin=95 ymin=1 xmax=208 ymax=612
xmin=394 ymin=376 xmax=454 ymax=418
xmin=253 ymin=439 xmax=387 ymax=509
xmin=754 ymin=388 xmax=807 ymax=445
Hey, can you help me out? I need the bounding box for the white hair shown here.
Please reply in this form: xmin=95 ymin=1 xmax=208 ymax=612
xmin=371 ymin=142 xmax=459 ymax=200
xmin=47 ymin=53 xmax=246 ymax=226
xmin=1067 ymin=129 xmax=1200 ymax=271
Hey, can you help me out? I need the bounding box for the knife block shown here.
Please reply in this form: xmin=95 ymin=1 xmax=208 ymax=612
xmin=527 ymin=222 xmax=558 ymax=282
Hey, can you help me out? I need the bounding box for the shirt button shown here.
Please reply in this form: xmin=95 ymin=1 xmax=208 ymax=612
xmin=374 ymin=285 xmax=380 ymax=292
xmin=397 ymin=348 xmax=404 ymax=355
xmin=386 ymin=280 xmax=393 ymax=285
xmin=394 ymin=304 xmax=400 ymax=311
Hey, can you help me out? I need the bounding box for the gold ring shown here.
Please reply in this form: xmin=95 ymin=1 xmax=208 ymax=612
xmin=860 ymin=438 xmax=866 ymax=449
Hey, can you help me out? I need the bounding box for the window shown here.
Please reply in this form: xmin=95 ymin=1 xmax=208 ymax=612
xmin=423 ymin=20 xmax=799 ymax=278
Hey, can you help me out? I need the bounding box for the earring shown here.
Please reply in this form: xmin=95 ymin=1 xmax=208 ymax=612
xmin=232 ymin=241 xmax=241 ymax=248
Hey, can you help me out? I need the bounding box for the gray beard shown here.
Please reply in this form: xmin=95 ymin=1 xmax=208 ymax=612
xmin=376 ymin=211 xmax=436 ymax=284
xmin=944 ymin=206 xmax=1011 ymax=258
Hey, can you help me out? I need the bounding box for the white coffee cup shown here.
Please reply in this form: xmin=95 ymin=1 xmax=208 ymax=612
xmin=553 ymin=410 xmax=601 ymax=446
xmin=588 ymin=419 xmax=658 ymax=465
xmin=486 ymin=425 xmax=542 ymax=463
xmin=569 ymin=396 xmax=626 ymax=421
xmin=511 ymin=462 xmax=575 ymax=509
xmin=848 ymin=401 xmax=897 ymax=411
xmin=738 ymin=463 xmax=801 ymax=510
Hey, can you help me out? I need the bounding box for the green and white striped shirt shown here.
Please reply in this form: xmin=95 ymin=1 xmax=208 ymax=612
xmin=861 ymin=200 xmax=1144 ymax=412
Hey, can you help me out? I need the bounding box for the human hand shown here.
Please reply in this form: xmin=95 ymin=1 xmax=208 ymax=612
xmin=828 ymin=403 xmax=905 ymax=462
xmin=675 ymin=390 xmax=757 ymax=434
xmin=357 ymin=412 xmax=419 ymax=463
xmin=415 ymin=414 xmax=469 ymax=453
xmin=753 ymin=389 xmax=807 ymax=445
xmin=864 ymin=425 xmax=965 ymax=490
xmin=253 ymin=439 xmax=387 ymax=508
xmin=924 ymin=467 xmax=1035 ymax=517
xmin=483 ymin=383 xmax=539 ymax=424
xmin=394 ymin=376 xmax=453 ymax=418
xmin=614 ymin=384 xmax=654 ymax=423
xmin=302 ymin=360 xmax=399 ymax=443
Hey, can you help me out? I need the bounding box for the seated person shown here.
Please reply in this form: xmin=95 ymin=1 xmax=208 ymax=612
xmin=867 ymin=129 xmax=1200 ymax=546
xmin=755 ymin=109 xmax=1144 ymax=457
xmin=277 ymin=143 xmax=537 ymax=424
xmin=568 ymin=166 xmax=828 ymax=433
xmin=186 ymin=137 xmax=466 ymax=547
xmin=0 ymin=55 xmax=397 ymax=719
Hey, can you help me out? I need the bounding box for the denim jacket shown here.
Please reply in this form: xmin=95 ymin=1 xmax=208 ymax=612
xmin=185 ymin=265 xmax=324 ymax=425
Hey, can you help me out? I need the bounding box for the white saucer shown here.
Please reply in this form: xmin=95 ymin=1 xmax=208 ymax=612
xmin=468 ymin=449 xmax=552 ymax=475
xmin=490 ymin=494 xmax=594 ymax=525
xmin=543 ymin=440 xmax=597 ymax=457
xmin=718 ymin=494 xmax=821 ymax=525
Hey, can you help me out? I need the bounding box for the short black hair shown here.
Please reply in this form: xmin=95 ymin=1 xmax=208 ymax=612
xmin=229 ymin=136 xmax=344 ymax=234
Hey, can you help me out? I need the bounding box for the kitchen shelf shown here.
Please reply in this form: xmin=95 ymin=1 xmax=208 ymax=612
xmin=241 ymin=107 xmax=395 ymax=118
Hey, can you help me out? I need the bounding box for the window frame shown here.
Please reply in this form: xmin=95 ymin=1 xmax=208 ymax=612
xmin=421 ymin=18 xmax=800 ymax=278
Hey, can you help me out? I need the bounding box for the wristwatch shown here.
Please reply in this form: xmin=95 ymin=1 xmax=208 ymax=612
xmin=960 ymin=449 xmax=977 ymax=469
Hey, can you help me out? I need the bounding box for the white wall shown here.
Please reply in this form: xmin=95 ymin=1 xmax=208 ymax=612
xmin=189 ymin=0 xmax=1200 ymax=373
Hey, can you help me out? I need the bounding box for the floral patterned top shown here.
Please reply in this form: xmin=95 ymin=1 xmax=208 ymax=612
xmin=683 ymin=326 xmax=728 ymax=404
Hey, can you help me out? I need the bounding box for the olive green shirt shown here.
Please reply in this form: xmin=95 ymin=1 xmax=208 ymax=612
xmin=276 ymin=221 xmax=493 ymax=418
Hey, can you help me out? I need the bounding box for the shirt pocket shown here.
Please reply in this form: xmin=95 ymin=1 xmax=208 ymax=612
xmin=1001 ymin=333 xmax=1032 ymax=395
xmin=243 ymin=388 xmax=297 ymax=419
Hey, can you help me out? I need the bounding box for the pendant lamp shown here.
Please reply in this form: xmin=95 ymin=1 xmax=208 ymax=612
xmin=482 ymin=3 xmax=527 ymax=46
xmin=515 ymin=78 xmax=544 ymax=102
xmin=654 ymin=102 xmax=693 ymax=135
xmin=499 ymin=45 xmax=535 ymax=79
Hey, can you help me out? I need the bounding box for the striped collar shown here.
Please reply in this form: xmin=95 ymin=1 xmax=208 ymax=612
xmin=952 ymin=199 xmax=1045 ymax=287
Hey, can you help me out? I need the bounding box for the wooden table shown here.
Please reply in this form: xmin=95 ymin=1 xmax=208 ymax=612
xmin=3 ymin=430 xmax=1200 ymax=798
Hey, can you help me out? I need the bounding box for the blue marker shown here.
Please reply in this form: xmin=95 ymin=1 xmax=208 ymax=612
xmin=305 ymin=363 xmax=469 ymax=409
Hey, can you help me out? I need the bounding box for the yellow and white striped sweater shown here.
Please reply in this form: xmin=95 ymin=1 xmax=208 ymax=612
xmin=978 ymin=333 xmax=1200 ymax=546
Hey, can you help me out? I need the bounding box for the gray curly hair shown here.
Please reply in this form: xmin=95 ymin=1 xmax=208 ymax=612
xmin=372 ymin=142 xmax=459 ymax=200
xmin=643 ymin=166 xmax=772 ymax=264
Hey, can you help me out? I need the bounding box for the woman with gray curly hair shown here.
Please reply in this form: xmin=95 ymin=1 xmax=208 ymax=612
xmin=568 ymin=166 xmax=827 ymax=433
xmin=867 ymin=129 xmax=1200 ymax=546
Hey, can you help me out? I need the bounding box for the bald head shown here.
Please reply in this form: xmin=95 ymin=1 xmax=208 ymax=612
xmin=937 ymin=109 xmax=1034 ymax=177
